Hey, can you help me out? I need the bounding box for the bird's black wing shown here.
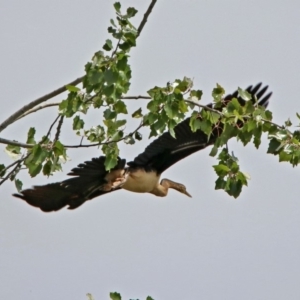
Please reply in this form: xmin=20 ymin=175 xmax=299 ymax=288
xmin=14 ymin=156 xmax=126 ymax=212
xmin=128 ymin=83 xmax=272 ymax=174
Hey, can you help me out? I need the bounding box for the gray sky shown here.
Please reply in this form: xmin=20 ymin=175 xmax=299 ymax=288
xmin=1 ymin=1 xmax=300 ymax=299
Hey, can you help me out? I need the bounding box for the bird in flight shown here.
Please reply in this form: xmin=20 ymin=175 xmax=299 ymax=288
xmin=13 ymin=83 xmax=272 ymax=212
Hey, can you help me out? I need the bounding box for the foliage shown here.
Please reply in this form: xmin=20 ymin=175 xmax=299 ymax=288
xmin=1 ymin=1 xmax=300 ymax=199
xmin=86 ymin=292 xmax=154 ymax=300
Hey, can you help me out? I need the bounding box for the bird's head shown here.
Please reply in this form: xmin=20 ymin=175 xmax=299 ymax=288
xmin=176 ymin=183 xmax=192 ymax=198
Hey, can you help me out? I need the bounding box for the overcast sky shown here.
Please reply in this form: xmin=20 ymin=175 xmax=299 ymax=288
xmin=1 ymin=1 xmax=300 ymax=299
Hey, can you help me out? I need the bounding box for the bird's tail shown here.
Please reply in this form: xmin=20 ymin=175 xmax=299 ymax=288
xmin=13 ymin=156 xmax=126 ymax=212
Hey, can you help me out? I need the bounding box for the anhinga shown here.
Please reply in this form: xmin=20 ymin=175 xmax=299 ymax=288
xmin=13 ymin=83 xmax=272 ymax=212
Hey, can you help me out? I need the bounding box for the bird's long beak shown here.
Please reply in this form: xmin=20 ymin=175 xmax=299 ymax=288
xmin=183 ymin=190 xmax=192 ymax=198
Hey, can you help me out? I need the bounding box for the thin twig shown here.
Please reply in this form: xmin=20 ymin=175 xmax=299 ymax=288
xmin=18 ymin=102 xmax=60 ymax=119
xmin=0 ymin=77 xmax=83 ymax=133
xmin=137 ymin=0 xmax=157 ymax=37
xmin=122 ymin=95 xmax=151 ymax=100
xmin=1 ymin=157 xmax=25 ymax=175
xmin=184 ymin=99 xmax=224 ymax=115
xmin=44 ymin=115 xmax=61 ymax=141
xmin=0 ymin=115 xmax=62 ymax=149
xmin=0 ymin=156 xmax=26 ymax=186
xmin=64 ymin=122 xmax=144 ymax=148
xmin=0 ymin=1 xmax=158 ymax=134
xmin=0 ymin=137 xmax=33 ymax=148
xmin=53 ymin=116 xmax=64 ymax=144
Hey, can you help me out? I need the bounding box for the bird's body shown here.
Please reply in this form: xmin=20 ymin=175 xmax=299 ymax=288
xmin=13 ymin=83 xmax=272 ymax=212
xmin=123 ymin=168 xmax=160 ymax=194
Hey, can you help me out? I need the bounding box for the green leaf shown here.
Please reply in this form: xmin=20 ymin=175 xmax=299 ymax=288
xmin=215 ymin=177 xmax=226 ymax=190
xmin=103 ymin=39 xmax=113 ymax=51
xmin=279 ymin=151 xmax=292 ymax=162
xmin=110 ymin=19 xmax=117 ymax=27
xmin=164 ymin=103 xmax=178 ymax=119
xmin=209 ymin=145 xmax=218 ymax=157
xmin=114 ymin=119 xmax=127 ymax=128
xmin=146 ymin=297 xmax=155 ymax=300
xmin=116 ymin=56 xmax=128 ymax=71
xmin=190 ymin=89 xmax=203 ymax=100
xmin=113 ymin=2 xmax=121 ymax=13
xmin=73 ymin=115 xmax=85 ymax=130
xmin=119 ymin=42 xmax=131 ymax=51
xmin=226 ymin=98 xmax=242 ymax=113
xmin=105 ymin=155 xmax=118 ymax=171
xmin=124 ymin=135 xmax=135 ymax=144
xmin=143 ymin=112 xmax=157 ymax=125
xmin=238 ymin=87 xmax=252 ymax=101
xmin=127 ymin=7 xmax=138 ymax=18
xmin=104 ymin=109 xmax=117 ymax=120
xmin=147 ymin=100 xmax=159 ymax=113
xmin=208 ymin=111 xmax=220 ymax=124
xmin=15 ymin=178 xmax=23 ymax=192
xmin=246 ymin=120 xmax=257 ymax=132
xmin=253 ymin=126 xmax=262 ymax=149
xmin=213 ymin=164 xmax=230 ymax=177
xmin=132 ymin=107 xmax=143 ymax=118
xmin=65 ymin=85 xmax=80 ymax=92
xmin=227 ymin=179 xmax=243 ymax=198
xmin=238 ymin=129 xmax=253 ymax=146
xmin=285 ymin=118 xmax=292 ymax=127
xmin=42 ymin=160 xmax=52 ymax=176
xmin=103 ymin=85 xmax=115 ymax=97
xmin=178 ymin=100 xmax=188 ymax=113
xmin=26 ymin=127 xmax=36 ymax=144
xmin=25 ymin=144 xmax=49 ymax=177
xmin=53 ymin=141 xmax=66 ymax=157
xmin=93 ymin=96 xmax=103 ymax=108
xmin=6 ymin=144 xmax=21 ymax=155
xmin=111 ymin=130 xmax=124 ymax=141
xmin=264 ymin=110 xmax=273 ymax=121
xmin=114 ymin=100 xmax=128 ymax=114
xmin=0 ymin=164 xmax=5 ymax=177
xmin=200 ymin=119 xmax=213 ymax=136
xmin=5 ymin=144 xmax=21 ymax=160
xmin=104 ymin=69 xmax=118 ymax=86
xmin=212 ymin=84 xmax=225 ymax=102
xmin=267 ymin=138 xmax=281 ymax=154
xmin=135 ymin=131 xmax=142 ymax=141
xmin=88 ymin=70 xmax=103 ymax=85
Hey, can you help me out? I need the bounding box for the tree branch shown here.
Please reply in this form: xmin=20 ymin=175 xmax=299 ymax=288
xmin=184 ymin=99 xmax=224 ymax=115
xmin=18 ymin=103 xmax=60 ymax=119
xmin=0 ymin=77 xmax=83 ymax=133
xmin=54 ymin=116 xmax=64 ymax=143
xmin=0 ymin=155 xmax=27 ymax=186
xmin=0 ymin=1 xmax=158 ymax=134
xmin=137 ymin=0 xmax=157 ymax=37
xmin=0 ymin=137 xmax=33 ymax=148
xmin=122 ymin=95 xmax=151 ymax=100
xmin=64 ymin=122 xmax=144 ymax=148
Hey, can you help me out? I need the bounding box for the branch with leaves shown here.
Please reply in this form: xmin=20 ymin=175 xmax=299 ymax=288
xmin=1 ymin=0 xmax=300 ymax=199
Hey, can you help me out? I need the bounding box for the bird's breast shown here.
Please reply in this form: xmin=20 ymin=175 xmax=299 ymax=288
xmin=122 ymin=168 xmax=160 ymax=193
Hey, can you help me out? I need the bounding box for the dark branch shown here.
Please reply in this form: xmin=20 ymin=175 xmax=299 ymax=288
xmin=137 ymin=0 xmax=157 ymax=37
xmin=54 ymin=116 xmax=64 ymax=144
xmin=0 ymin=137 xmax=33 ymax=148
xmin=0 ymin=156 xmax=26 ymax=186
xmin=122 ymin=95 xmax=151 ymax=100
xmin=0 ymin=77 xmax=83 ymax=133
xmin=18 ymin=102 xmax=60 ymax=119
xmin=64 ymin=122 xmax=144 ymax=148
xmin=0 ymin=1 xmax=158 ymax=134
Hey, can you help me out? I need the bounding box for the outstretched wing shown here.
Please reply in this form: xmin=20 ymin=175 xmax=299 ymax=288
xmin=128 ymin=83 xmax=272 ymax=174
xmin=14 ymin=156 xmax=126 ymax=212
